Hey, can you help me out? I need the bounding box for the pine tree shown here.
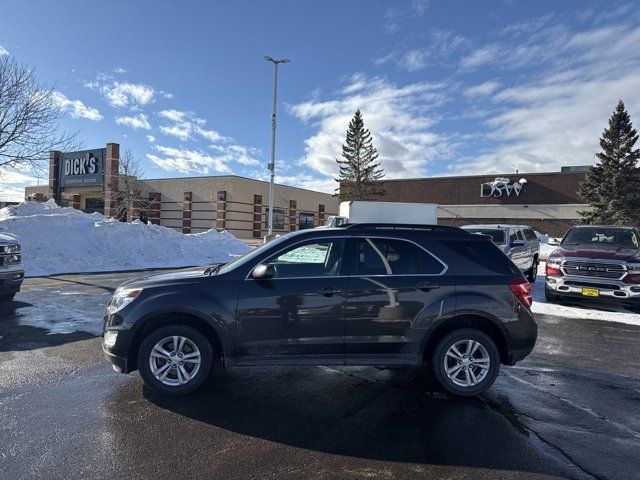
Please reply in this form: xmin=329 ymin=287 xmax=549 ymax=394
xmin=579 ymin=100 xmax=640 ymax=225
xmin=335 ymin=110 xmax=384 ymax=201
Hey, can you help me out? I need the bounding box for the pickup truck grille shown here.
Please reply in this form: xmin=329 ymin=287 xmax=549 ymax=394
xmin=562 ymin=260 xmax=626 ymax=279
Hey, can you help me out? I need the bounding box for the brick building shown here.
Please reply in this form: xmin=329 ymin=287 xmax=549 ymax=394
xmin=367 ymin=167 xmax=590 ymax=236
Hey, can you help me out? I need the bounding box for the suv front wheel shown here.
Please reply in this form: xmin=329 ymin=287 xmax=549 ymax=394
xmin=138 ymin=324 xmax=214 ymax=396
xmin=432 ymin=329 xmax=500 ymax=396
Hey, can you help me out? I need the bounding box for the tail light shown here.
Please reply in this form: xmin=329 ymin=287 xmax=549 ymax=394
xmin=509 ymin=277 xmax=533 ymax=310
xmin=545 ymin=263 xmax=563 ymax=276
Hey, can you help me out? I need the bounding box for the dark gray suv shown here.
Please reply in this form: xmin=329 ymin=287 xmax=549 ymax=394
xmin=102 ymin=224 xmax=536 ymax=397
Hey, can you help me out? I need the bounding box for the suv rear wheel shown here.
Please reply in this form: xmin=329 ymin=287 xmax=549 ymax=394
xmin=432 ymin=329 xmax=500 ymax=396
xmin=138 ymin=324 xmax=214 ymax=396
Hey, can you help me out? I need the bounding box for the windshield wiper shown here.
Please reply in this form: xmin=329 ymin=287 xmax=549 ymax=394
xmin=203 ymin=263 xmax=224 ymax=276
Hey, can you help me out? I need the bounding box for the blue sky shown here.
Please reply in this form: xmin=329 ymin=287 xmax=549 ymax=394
xmin=1 ymin=0 xmax=640 ymax=201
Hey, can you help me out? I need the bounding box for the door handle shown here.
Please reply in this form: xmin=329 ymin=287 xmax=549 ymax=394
xmin=318 ymin=287 xmax=342 ymax=296
xmin=415 ymin=281 xmax=440 ymax=291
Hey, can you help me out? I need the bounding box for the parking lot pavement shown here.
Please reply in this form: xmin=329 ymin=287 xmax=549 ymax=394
xmin=1 ymin=272 xmax=639 ymax=480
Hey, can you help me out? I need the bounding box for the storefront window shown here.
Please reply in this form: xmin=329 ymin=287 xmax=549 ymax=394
xmin=265 ymin=208 xmax=285 ymax=230
xmin=299 ymin=212 xmax=315 ymax=230
xmin=84 ymin=198 xmax=104 ymax=214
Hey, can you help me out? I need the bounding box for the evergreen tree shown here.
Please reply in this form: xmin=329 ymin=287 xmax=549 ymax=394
xmin=579 ymin=100 xmax=640 ymax=225
xmin=335 ymin=110 xmax=384 ymax=201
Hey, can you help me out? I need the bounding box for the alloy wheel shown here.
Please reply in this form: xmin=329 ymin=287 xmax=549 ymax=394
xmin=443 ymin=339 xmax=490 ymax=387
xmin=149 ymin=335 xmax=202 ymax=386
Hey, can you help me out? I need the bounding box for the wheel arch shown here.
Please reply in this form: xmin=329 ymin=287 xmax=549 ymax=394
xmin=420 ymin=313 xmax=510 ymax=365
xmin=127 ymin=311 xmax=224 ymax=372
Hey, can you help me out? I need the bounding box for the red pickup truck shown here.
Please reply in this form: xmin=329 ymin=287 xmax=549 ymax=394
xmin=545 ymin=225 xmax=640 ymax=309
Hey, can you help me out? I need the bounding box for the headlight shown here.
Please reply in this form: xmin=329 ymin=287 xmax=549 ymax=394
xmin=106 ymin=288 xmax=143 ymax=314
xmin=7 ymin=254 xmax=21 ymax=264
xmin=6 ymin=244 xmax=21 ymax=254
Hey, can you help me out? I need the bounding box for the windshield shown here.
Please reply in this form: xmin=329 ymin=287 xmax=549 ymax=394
xmin=562 ymin=227 xmax=640 ymax=249
xmin=217 ymin=231 xmax=302 ymax=275
xmin=464 ymin=228 xmax=506 ymax=245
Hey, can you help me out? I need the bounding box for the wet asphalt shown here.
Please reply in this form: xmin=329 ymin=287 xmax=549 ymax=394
xmin=1 ymin=272 xmax=639 ymax=480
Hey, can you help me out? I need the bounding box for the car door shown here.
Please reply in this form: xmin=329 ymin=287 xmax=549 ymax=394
xmin=234 ymin=237 xmax=348 ymax=365
xmin=344 ymin=236 xmax=455 ymax=365
xmin=508 ymin=228 xmax=527 ymax=271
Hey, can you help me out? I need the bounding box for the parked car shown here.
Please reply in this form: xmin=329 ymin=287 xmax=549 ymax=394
xmin=545 ymin=225 xmax=640 ymax=309
xmin=0 ymin=232 xmax=24 ymax=301
xmin=102 ymin=223 xmax=536 ymax=397
xmin=461 ymin=225 xmax=540 ymax=282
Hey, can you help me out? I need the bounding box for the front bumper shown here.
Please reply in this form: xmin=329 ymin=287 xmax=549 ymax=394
xmin=546 ymin=275 xmax=640 ymax=305
xmin=0 ymin=267 xmax=24 ymax=295
xmin=103 ymin=343 xmax=130 ymax=373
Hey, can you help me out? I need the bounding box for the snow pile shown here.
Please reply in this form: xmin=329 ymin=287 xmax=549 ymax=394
xmin=531 ymin=263 xmax=640 ymax=326
xmin=0 ymin=200 xmax=251 ymax=276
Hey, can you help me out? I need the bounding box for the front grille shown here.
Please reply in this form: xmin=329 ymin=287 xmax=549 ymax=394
xmin=563 ymin=280 xmax=621 ymax=290
xmin=562 ymin=260 xmax=626 ymax=279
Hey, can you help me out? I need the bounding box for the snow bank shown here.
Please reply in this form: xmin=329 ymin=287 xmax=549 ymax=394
xmin=0 ymin=200 xmax=251 ymax=276
xmin=531 ymin=263 xmax=640 ymax=327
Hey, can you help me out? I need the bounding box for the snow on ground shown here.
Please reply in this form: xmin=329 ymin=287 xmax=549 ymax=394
xmin=532 ymin=262 xmax=640 ymax=327
xmin=0 ymin=200 xmax=251 ymax=276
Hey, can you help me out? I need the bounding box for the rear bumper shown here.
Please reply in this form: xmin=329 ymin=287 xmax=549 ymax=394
xmin=0 ymin=268 xmax=24 ymax=295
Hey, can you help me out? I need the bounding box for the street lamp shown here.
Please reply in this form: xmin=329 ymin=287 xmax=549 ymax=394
xmin=264 ymin=56 xmax=290 ymax=239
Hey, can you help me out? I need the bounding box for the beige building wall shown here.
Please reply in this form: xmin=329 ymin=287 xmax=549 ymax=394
xmin=140 ymin=175 xmax=339 ymax=238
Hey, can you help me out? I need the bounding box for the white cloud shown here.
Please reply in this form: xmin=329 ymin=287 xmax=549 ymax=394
xmin=464 ymin=81 xmax=501 ymax=98
xmin=146 ymin=146 xmax=232 ymax=174
xmin=113 ymin=67 xmax=127 ymax=74
xmin=51 ymin=91 xmax=103 ymax=121
xmin=0 ymin=45 xmax=8 ymax=56
xmin=384 ymin=0 xmax=430 ymax=33
xmin=399 ymin=50 xmax=427 ymax=72
xmin=158 ymin=109 xmax=229 ymax=142
xmin=115 ymin=113 xmax=151 ymax=130
xmin=0 ymin=169 xmax=41 ymax=202
xmin=289 ymin=75 xmax=450 ymax=181
xmin=459 ymin=44 xmax=502 ymax=70
xmin=86 ymin=80 xmax=155 ymax=108
xmin=450 ymin=23 xmax=640 ymax=175
xmin=146 ymin=135 xmax=156 ymax=143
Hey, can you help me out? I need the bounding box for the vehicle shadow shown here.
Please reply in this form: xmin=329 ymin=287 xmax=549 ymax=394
xmin=142 ymin=365 xmax=559 ymax=476
xmin=0 ymin=299 xmax=96 ymax=352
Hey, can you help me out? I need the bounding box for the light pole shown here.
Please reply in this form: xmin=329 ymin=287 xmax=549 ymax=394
xmin=264 ymin=56 xmax=289 ymax=239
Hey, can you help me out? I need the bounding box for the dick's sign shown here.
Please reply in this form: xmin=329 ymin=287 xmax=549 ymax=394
xmin=59 ymin=149 xmax=105 ymax=187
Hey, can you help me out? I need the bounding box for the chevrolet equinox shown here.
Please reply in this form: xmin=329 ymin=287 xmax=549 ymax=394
xmin=102 ymin=224 xmax=536 ymax=397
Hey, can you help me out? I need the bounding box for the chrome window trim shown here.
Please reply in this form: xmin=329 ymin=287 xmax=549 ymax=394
xmin=352 ymin=234 xmax=448 ymax=277
xmin=244 ymin=234 xmax=449 ymax=280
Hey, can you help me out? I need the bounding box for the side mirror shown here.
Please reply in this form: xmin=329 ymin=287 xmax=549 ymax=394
xmin=252 ymin=263 xmax=275 ymax=279
xmin=548 ymin=238 xmax=560 ymax=246
xmin=511 ymin=239 xmax=525 ymax=247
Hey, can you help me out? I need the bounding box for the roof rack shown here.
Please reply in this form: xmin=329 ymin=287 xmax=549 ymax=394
xmin=340 ymin=223 xmax=472 ymax=237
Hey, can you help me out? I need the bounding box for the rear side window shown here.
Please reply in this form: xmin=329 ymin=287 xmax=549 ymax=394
xmin=441 ymin=239 xmax=520 ymax=275
xmin=523 ymin=228 xmax=537 ymax=241
xmin=356 ymin=238 xmax=445 ymax=275
xmin=509 ymin=229 xmax=520 ymax=244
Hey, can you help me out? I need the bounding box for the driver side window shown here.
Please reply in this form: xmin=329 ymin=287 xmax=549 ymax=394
xmin=265 ymin=239 xmax=345 ymax=278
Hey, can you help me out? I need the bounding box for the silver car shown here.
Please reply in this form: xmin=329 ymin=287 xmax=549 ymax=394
xmin=461 ymin=225 xmax=540 ymax=283
xmin=0 ymin=232 xmax=24 ymax=301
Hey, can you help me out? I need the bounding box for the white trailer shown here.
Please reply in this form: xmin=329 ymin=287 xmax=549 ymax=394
xmin=328 ymin=201 xmax=438 ymax=226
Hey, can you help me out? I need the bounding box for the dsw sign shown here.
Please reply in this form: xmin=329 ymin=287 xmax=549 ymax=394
xmin=480 ymin=177 xmax=527 ymax=198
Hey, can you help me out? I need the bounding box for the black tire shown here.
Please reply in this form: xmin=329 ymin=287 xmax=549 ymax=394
xmin=137 ymin=324 xmax=214 ymax=396
xmin=544 ymin=285 xmax=560 ymax=303
xmin=527 ymin=257 xmax=538 ymax=283
xmin=0 ymin=293 xmax=16 ymax=302
xmin=432 ymin=329 xmax=500 ymax=397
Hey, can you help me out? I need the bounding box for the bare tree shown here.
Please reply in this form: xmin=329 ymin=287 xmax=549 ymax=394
xmin=0 ymin=56 xmax=76 ymax=175
xmin=111 ymin=150 xmax=149 ymax=223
